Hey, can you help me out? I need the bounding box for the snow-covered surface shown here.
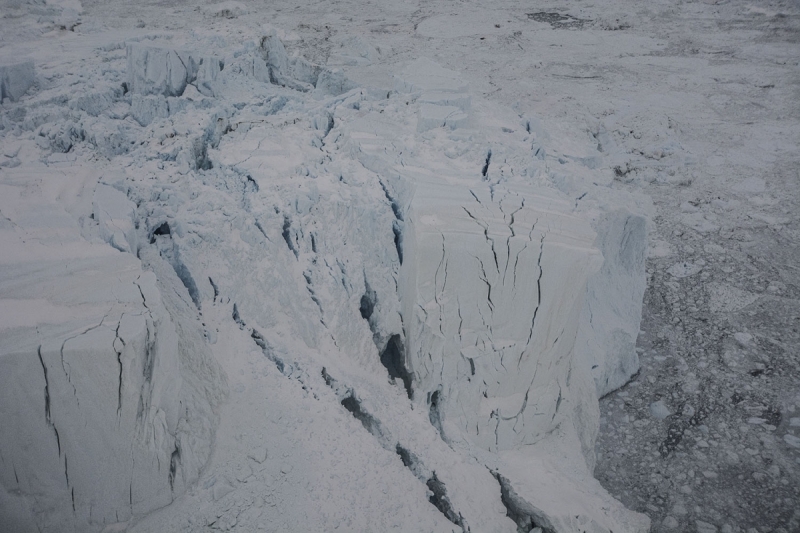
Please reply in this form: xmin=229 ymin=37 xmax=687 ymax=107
xmin=4 ymin=0 xmax=795 ymax=531
xmin=0 ymin=16 xmax=648 ymax=532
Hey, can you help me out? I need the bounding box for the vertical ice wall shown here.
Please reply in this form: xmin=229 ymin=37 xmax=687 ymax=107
xmin=0 ymin=60 xmax=35 ymax=102
xmin=0 ymin=168 xmax=224 ymax=532
xmin=400 ymin=181 xmax=602 ymax=452
xmin=575 ymin=210 xmax=648 ymax=398
xmin=385 ymin=58 xmax=606 ymax=457
xmin=349 ymin=58 xmax=649 ymax=532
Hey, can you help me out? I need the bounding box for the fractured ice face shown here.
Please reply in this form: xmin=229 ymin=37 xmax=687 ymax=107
xmin=0 ymin=29 xmax=649 ymax=533
xmin=402 ymin=177 xmax=602 ymax=450
xmin=127 ymin=43 xmax=223 ymax=98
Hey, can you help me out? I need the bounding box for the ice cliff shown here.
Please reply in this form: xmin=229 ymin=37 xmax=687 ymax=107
xmin=0 ymin=29 xmax=650 ymax=533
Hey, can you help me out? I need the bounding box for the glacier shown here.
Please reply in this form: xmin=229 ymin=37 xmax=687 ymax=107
xmin=0 ymin=25 xmax=650 ymax=533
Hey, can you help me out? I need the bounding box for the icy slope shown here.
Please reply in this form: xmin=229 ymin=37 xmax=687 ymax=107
xmin=0 ymin=24 xmax=648 ymax=533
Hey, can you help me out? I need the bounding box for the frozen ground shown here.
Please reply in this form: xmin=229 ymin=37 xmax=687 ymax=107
xmin=1 ymin=0 xmax=799 ymax=532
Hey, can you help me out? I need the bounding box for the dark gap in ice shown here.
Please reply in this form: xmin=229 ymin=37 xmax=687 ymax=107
xmin=380 ymin=334 xmax=413 ymax=399
xmin=150 ymin=220 xmax=201 ymax=309
xmin=357 ymin=283 xmax=411 ymax=397
xmin=209 ymin=277 xmax=219 ymax=301
xmin=261 ymin=95 xmax=288 ymax=116
xmin=659 ymin=399 xmax=714 ymax=457
xmin=393 ymin=221 xmax=404 ymax=264
xmin=428 ymin=389 xmax=445 ymax=437
xmin=168 ymin=445 xmax=180 ymax=491
xmin=323 ymin=369 xmax=389 ymax=440
xmin=194 ymin=140 xmax=213 ymax=171
xmin=323 ymin=368 xmax=462 ymax=531
xmin=37 ymin=346 xmax=51 ymax=423
xmin=245 ymin=174 xmax=259 ymax=192
xmin=395 ymin=443 xmax=416 ymax=471
xmin=172 ymin=259 xmax=201 ymax=310
xmin=377 ymin=180 xmax=405 ymax=264
xmin=303 ymin=273 xmax=324 ymax=320
xmin=526 ymin=12 xmax=588 ymax=30
xmin=142 ymin=327 xmax=155 ymax=385
xmin=426 ymin=473 xmax=466 ymax=530
xmin=340 ymin=393 xmax=382 ymax=436
xmin=359 ymin=284 xmax=377 ymax=322
xmin=387 ymin=193 xmax=403 ymax=220
xmin=552 ymin=387 xmax=562 ymax=420
xmin=321 ymin=366 xmax=334 ymax=387
xmin=254 ymin=220 xmax=269 ymax=240
xmin=281 ymin=215 xmax=299 ymax=258
xmin=395 ymin=445 xmax=467 ymax=531
xmin=761 ymin=404 xmax=781 ymax=426
xmin=492 ymin=471 xmax=553 ymax=533
xmin=150 ymin=221 xmax=170 ymax=243
xmin=250 ymin=328 xmax=265 ymax=350
xmin=251 ymin=329 xmax=285 ymax=374
xmin=481 ymin=149 xmax=492 ymax=179
xmin=232 ymin=303 xmax=246 ymax=329
xmin=37 ymin=346 xmax=62 ymax=455
xmin=379 ymin=181 xmax=403 ymax=221
xmin=659 ymin=421 xmax=684 ymax=457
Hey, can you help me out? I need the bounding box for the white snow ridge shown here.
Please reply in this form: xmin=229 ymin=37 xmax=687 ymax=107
xmin=0 ymin=24 xmax=650 ymax=533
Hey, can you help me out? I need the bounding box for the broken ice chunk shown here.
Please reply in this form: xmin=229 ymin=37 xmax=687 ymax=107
xmin=417 ymin=104 xmax=469 ymax=133
xmin=394 ymin=57 xmax=469 ymax=94
xmin=733 ymin=332 xmax=753 ymax=347
xmin=418 ymin=91 xmax=471 ymax=112
xmin=667 ymin=260 xmax=703 ymax=278
xmin=131 ymin=94 xmax=169 ymax=126
xmin=247 ymin=446 xmax=269 ymax=464
xmin=126 ymin=43 xmax=222 ymax=97
xmin=201 ymin=1 xmax=248 ymax=18
xmin=394 ymin=58 xmax=472 ymax=132
xmin=314 ymin=68 xmax=357 ymax=97
xmin=328 ymin=36 xmax=380 ymax=67
xmin=650 ymin=400 xmax=671 ymax=420
xmin=0 ymin=59 xmax=35 ymax=102
xmin=92 ymin=184 xmax=139 ymax=254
